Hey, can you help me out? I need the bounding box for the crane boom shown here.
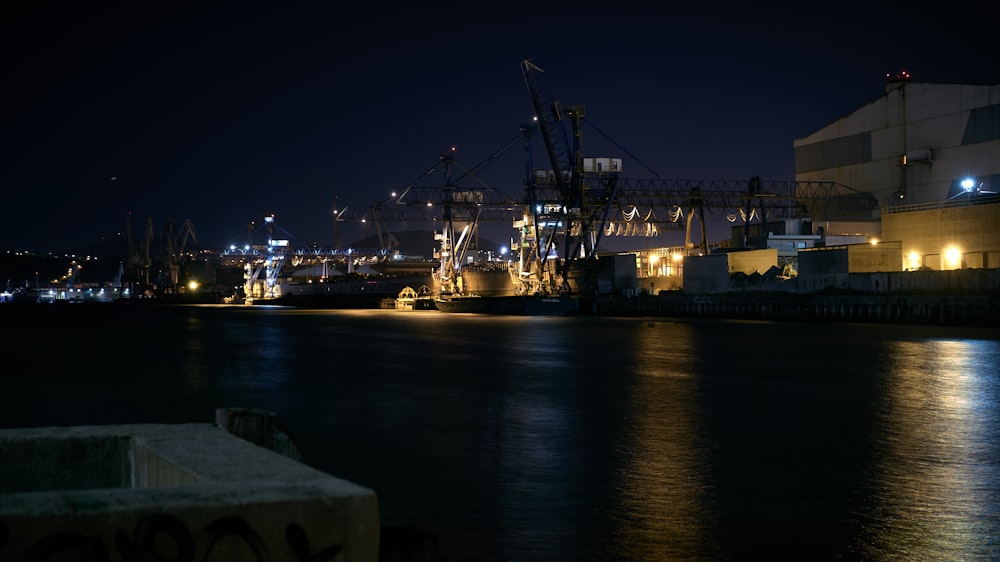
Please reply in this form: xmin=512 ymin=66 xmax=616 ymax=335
xmin=519 ymin=59 xmax=623 ymax=295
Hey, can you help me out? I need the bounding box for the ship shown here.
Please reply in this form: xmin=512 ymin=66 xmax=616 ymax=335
xmin=262 ymin=272 xmax=435 ymax=309
xmin=228 ymin=216 xmax=440 ymax=308
xmin=427 ymin=200 xmax=596 ymax=316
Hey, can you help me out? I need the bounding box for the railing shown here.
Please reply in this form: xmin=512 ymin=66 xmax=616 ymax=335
xmin=882 ymin=193 xmax=1000 ymax=214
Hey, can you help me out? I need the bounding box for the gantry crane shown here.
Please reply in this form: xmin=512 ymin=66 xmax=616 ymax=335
xmin=123 ymin=212 xmax=154 ymax=295
xmin=161 ymin=218 xmax=197 ymax=293
xmin=337 ymin=133 xmax=526 ymax=296
xmin=321 ymin=59 xmax=878 ymax=297
xmin=520 ymin=58 xmax=624 ymax=296
xmin=518 ymin=59 xmax=878 ymax=294
xmin=239 ymin=215 xmax=296 ymax=301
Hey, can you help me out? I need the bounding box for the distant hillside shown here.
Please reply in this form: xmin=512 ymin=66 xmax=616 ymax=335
xmin=0 ymin=229 xmax=500 ymax=285
xmin=1 ymin=251 xmax=123 ymax=286
xmin=67 ymin=233 xmax=132 ymax=258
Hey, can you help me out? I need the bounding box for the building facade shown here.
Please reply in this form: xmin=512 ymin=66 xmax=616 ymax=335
xmin=793 ymin=78 xmax=999 ymax=207
xmin=792 ymin=77 xmax=1000 ymax=271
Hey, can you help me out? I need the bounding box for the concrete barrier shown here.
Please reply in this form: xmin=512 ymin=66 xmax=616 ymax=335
xmin=0 ymin=423 xmax=379 ymax=561
xmin=215 ymin=407 xmax=303 ymax=461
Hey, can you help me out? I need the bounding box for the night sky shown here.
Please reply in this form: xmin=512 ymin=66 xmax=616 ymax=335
xmin=3 ymin=1 xmax=996 ymax=254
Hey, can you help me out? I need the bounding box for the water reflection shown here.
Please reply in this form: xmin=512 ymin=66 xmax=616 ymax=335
xmin=487 ymin=318 xmax=588 ymax=556
xmin=611 ymin=321 xmax=714 ymax=560
xmin=4 ymin=306 xmax=998 ymax=561
xmin=178 ymin=308 xmax=307 ymax=419
xmin=863 ymin=338 xmax=1000 ymax=560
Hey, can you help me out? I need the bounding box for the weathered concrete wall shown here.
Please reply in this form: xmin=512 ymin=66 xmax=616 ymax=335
xmin=799 ymin=242 xmax=904 ymax=274
xmin=1 ymin=435 xmax=135 ymax=492
xmin=0 ymin=424 xmax=379 ymax=561
xmin=790 ymin=268 xmax=1000 ymax=294
xmin=594 ymin=292 xmax=999 ymax=326
xmin=684 ymin=250 xmax=778 ymax=294
xmin=683 ymin=254 xmax=730 ymax=293
xmin=215 ymin=407 xmax=303 ymax=461
xmin=727 ymin=248 xmax=778 ymax=275
xmin=644 ymin=275 xmax=683 ymax=294
xmin=598 ymin=253 xmax=638 ymax=292
xmin=882 ymin=200 xmax=1000 ymax=269
xmin=798 ymin=246 xmax=849 ymax=275
xmin=848 ymin=241 xmax=903 ymax=272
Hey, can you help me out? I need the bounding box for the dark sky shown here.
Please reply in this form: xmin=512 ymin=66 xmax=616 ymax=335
xmin=3 ymin=1 xmax=996 ymax=254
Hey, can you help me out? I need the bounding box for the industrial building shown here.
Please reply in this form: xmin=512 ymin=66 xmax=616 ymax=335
xmin=638 ymin=74 xmax=1000 ymax=294
xmin=792 ymin=74 xmax=1000 ymax=271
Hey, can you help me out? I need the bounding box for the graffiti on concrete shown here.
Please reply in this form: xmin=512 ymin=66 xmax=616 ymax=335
xmin=286 ymin=523 xmax=342 ymax=561
xmin=0 ymin=514 xmax=343 ymax=561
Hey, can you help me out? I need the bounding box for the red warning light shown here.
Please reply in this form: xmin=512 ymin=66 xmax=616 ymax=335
xmin=886 ymin=70 xmax=912 ymax=82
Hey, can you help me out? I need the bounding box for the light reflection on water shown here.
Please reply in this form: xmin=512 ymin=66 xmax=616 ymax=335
xmin=1 ymin=305 xmax=998 ymax=560
xmin=610 ymin=322 xmax=715 ymax=560
xmin=862 ymin=338 xmax=1000 ymax=561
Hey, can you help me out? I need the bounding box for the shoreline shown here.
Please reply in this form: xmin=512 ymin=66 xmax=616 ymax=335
xmin=589 ymin=292 xmax=1000 ymax=327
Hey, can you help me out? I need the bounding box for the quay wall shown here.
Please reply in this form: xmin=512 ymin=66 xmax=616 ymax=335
xmin=599 ymin=269 xmax=1000 ymax=326
xmin=593 ymin=292 xmax=999 ymax=326
xmin=785 ymin=269 xmax=1000 ymax=295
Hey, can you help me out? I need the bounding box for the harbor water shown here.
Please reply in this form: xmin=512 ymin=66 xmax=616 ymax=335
xmin=2 ymin=303 xmax=999 ymax=561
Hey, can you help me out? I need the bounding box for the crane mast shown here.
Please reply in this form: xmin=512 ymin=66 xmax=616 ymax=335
xmin=519 ymin=59 xmax=620 ymax=295
xmin=307 ymin=59 xmax=876 ymax=299
xmin=242 ymin=215 xmax=292 ymax=302
xmin=433 ymin=148 xmax=483 ymax=296
xmin=162 ymin=218 xmax=198 ymax=293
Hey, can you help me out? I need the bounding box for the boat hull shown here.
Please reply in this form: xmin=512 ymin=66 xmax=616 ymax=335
xmin=395 ymin=297 xmax=437 ymax=311
xmin=435 ymin=295 xmax=580 ymax=315
xmin=253 ymin=274 xmax=435 ymax=309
